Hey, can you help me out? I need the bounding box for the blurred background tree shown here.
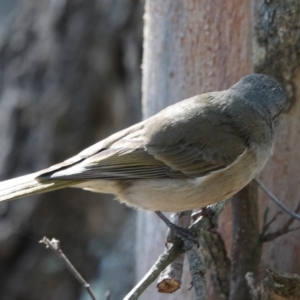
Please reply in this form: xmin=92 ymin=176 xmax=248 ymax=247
xmin=0 ymin=0 xmax=143 ymax=299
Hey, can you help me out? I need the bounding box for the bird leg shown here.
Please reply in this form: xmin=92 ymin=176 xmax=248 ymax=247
xmin=155 ymin=211 xmax=199 ymax=247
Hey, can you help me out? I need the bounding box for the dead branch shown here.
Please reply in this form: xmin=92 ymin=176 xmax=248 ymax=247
xmin=260 ymin=200 xmax=300 ymax=243
xmin=157 ymin=210 xmax=192 ymax=293
xmin=261 ymin=207 xmax=283 ymax=235
xmin=40 ymin=237 xmax=97 ymax=300
xmin=255 ymin=179 xmax=300 ymax=221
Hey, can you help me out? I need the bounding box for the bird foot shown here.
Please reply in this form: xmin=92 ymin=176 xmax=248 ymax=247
xmin=155 ymin=211 xmax=199 ymax=248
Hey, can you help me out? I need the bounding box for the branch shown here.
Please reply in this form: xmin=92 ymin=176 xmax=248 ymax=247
xmin=157 ymin=211 xmax=192 ymax=293
xmin=124 ymin=200 xmax=229 ymax=300
xmin=185 ymin=241 xmax=207 ymax=300
xmin=255 ymin=179 xmax=300 ymax=221
xmin=154 ymin=211 xmax=207 ymax=298
xmin=40 ymin=237 xmax=97 ymax=300
xmin=230 ymin=182 xmax=260 ymax=300
xmin=260 ymin=213 xmax=300 ymax=243
xmin=201 ymin=230 xmax=230 ymax=300
xmin=123 ymin=242 xmax=183 ymax=300
xmin=259 ymin=194 xmax=300 ymax=243
xmin=261 ymin=207 xmax=282 ymax=235
xmin=157 ymin=210 xmax=207 ymax=299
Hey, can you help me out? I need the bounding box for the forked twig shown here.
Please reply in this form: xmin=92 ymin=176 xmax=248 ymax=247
xmin=256 ymin=179 xmax=300 ymax=242
xmin=40 ymin=237 xmax=97 ymax=300
xmin=255 ymin=179 xmax=300 ymax=221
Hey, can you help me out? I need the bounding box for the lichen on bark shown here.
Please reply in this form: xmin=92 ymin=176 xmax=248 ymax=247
xmin=254 ymin=0 xmax=300 ymax=110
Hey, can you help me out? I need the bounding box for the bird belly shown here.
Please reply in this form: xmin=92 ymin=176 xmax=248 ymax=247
xmin=118 ymin=148 xmax=266 ymax=212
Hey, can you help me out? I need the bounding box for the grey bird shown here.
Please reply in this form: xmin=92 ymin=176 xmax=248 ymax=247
xmin=0 ymin=74 xmax=286 ymax=212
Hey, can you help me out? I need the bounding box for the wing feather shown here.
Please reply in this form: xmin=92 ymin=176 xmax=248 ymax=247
xmin=37 ymin=93 xmax=247 ymax=182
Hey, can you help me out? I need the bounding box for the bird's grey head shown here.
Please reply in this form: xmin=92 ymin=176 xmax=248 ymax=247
xmin=231 ymin=74 xmax=286 ymax=119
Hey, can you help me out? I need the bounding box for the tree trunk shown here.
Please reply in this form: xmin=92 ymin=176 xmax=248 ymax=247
xmin=253 ymin=0 xmax=300 ymax=282
xmin=0 ymin=0 xmax=143 ymax=299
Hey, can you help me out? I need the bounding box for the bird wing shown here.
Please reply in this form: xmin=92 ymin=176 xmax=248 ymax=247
xmin=37 ymin=94 xmax=247 ymax=181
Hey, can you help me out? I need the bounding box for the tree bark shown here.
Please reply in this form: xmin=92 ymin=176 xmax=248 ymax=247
xmin=230 ymin=182 xmax=260 ymax=300
xmin=253 ymin=0 xmax=300 ymax=283
xmin=0 ymin=0 xmax=143 ymax=299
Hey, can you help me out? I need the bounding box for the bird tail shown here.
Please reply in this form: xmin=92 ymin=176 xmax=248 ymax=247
xmin=0 ymin=172 xmax=74 ymax=202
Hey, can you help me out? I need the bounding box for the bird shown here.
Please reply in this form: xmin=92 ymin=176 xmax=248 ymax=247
xmin=0 ymin=74 xmax=286 ymax=212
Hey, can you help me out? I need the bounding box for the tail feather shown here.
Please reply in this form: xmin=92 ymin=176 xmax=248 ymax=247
xmin=0 ymin=172 xmax=75 ymax=202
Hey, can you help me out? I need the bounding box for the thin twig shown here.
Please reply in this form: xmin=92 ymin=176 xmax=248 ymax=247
xmin=124 ymin=200 xmax=229 ymax=300
xmin=262 ymin=206 xmax=269 ymax=228
xmin=123 ymin=243 xmax=184 ymax=300
xmin=40 ymin=237 xmax=97 ymax=300
xmin=261 ymin=209 xmax=282 ymax=235
xmin=255 ymin=179 xmax=300 ymax=221
xmin=260 ymin=200 xmax=300 ymax=243
xmin=261 ymin=225 xmax=300 ymax=243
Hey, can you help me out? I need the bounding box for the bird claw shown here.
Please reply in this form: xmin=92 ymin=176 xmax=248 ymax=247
xmin=169 ymin=223 xmax=199 ymax=248
xmin=155 ymin=211 xmax=199 ymax=248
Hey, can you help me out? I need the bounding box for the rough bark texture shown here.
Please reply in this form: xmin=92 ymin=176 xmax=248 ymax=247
xmin=253 ymin=0 xmax=300 ymax=288
xmin=0 ymin=0 xmax=143 ymax=299
xmin=230 ymin=182 xmax=260 ymax=300
xmin=253 ymin=0 xmax=300 ymax=109
xmin=137 ymin=1 xmax=252 ymax=299
xmin=200 ymin=230 xmax=231 ymax=300
xmin=227 ymin=1 xmax=300 ymax=299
